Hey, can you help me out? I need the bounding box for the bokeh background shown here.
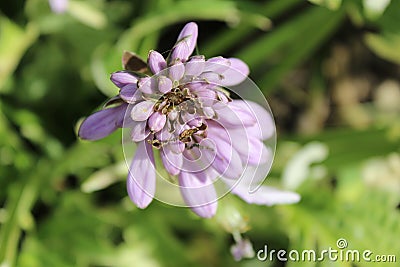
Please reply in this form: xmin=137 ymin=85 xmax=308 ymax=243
xmin=1 ymin=0 xmax=400 ymax=266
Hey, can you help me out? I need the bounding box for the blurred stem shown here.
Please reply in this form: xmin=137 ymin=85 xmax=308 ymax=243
xmin=0 ymin=161 xmax=45 ymax=266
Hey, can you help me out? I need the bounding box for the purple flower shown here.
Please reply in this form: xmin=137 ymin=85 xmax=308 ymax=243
xmin=231 ymin=238 xmax=255 ymax=261
xmin=49 ymin=0 xmax=68 ymax=13
xmin=78 ymin=22 xmax=300 ymax=218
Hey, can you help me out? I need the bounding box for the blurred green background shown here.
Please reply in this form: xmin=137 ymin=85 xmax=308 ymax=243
xmin=1 ymin=0 xmax=400 ymax=266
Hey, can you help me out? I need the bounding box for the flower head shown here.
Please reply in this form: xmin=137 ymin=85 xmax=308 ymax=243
xmin=79 ymin=22 xmax=300 ymax=218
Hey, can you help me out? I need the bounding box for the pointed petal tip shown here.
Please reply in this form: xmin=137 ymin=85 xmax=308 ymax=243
xmin=78 ymin=106 xmax=125 ymax=140
xmin=127 ymin=178 xmax=153 ymax=209
xmin=191 ymin=203 xmax=217 ymax=218
xmin=110 ymin=71 xmax=139 ymax=88
xmin=171 ymin=22 xmax=198 ymax=62
xmin=179 ymin=171 xmax=218 ymax=218
xmin=233 ymin=184 xmax=301 ymax=206
xmin=148 ymin=50 xmax=167 ymax=74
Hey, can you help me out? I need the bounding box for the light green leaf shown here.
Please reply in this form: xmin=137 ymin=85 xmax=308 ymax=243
xmin=67 ymin=0 xmax=107 ymax=29
xmin=0 ymin=17 xmax=38 ymax=92
xmin=365 ymin=32 xmax=400 ymax=64
xmin=363 ymin=0 xmax=391 ymax=19
xmin=308 ymin=0 xmax=342 ymax=10
xmin=81 ymin=161 xmax=127 ymax=192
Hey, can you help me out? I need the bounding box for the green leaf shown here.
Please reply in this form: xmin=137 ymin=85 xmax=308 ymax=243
xmin=202 ymin=0 xmax=301 ymax=56
xmin=237 ymin=6 xmax=345 ymax=93
xmin=67 ymin=0 xmax=107 ymax=29
xmin=308 ymin=0 xmax=342 ymax=10
xmin=365 ymin=32 xmax=400 ymax=64
xmin=117 ymin=0 xmax=243 ymax=53
xmin=0 ymin=16 xmax=38 ymax=92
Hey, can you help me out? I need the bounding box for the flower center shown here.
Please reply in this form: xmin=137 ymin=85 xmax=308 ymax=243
xmin=148 ymin=122 xmax=207 ymax=150
xmin=154 ymin=87 xmax=193 ymax=114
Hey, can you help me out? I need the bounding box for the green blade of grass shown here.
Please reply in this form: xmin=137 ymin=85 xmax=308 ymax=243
xmin=202 ymin=0 xmax=301 ymax=56
xmin=258 ymin=8 xmax=345 ymax=92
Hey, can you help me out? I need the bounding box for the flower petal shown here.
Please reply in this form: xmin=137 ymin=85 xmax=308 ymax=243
xmin=158 ymin=76 xmax=173 ymax=94
xmin=185 ymin=55 xmax=205 ymax=76
xmin=130 ymin=121 xmax=150 ymax=142
xmin=79 ymin=104 xmax=126 ymax=140
xmin=148 ymin=50 xmax=167 ymax=74
xmin=111 ymin=71 xmax=138 ymax=88
xmin=179 ymin=171 xmax=217 ymax=218
xmin=193 ymin=88 xmax=217 ymax=106
xmin=148 ymin=112 xmax=166 ymax=132
xmin=161 ymin=146 xmax=183 ymax=176
xmin=180 ymin=145 xmax=215 ymax=174
xmin=231 ymin=239 xmax=255 ymax=261
xmin=231 ymin=184 xmax=301 ymax=206
xmin=138 ymin=77 xmax=156 ymax=94
xmin=223 ymin=169 xmax=300 ymax=206
xmin=203 ymin=56 xmax=231 ymax=74
xmin=246 ymin=101 xmax=275 ymax=140
xmin=214 ymin=101 xmax=256 ymax=128
xmin=131 ymin=100 xmax=155 ymax=121
xmin=127 ymin=141 xmax=156 ymax=208
xmin=205 ymin=140 xmax=243 ymax=179
xmin=169 ymin=60 xmax=185 ymax=82
xmin=169 ymin=141 xmax=185 ymax=154
xmin=171 ymin=22 xmax=198 ymax=62
xmin=219 ymin=58 xmax=249 ymax=86
xmin=119 ymin=84 xmax=141 ymax=103
xmin=227 ymin=126 xmax=271 ymax=166
xmin=202 ymin=123 xmax=244 ymax=179
xmin=200 ymin=72 xmax=224 ymax=85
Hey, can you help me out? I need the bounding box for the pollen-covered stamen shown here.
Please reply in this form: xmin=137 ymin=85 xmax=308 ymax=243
xmin=153 ymin=86 xmax=195 ymax=114
xmin=179 ymin=123 xmax=207 ymax=148
xmin=148 ymin=122 xmax=208 ymax=150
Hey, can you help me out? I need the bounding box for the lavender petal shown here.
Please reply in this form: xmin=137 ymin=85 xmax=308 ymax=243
xmin=148 ymin=112 xmax=166 ymax=132
xmin=127 ymin=141 xmax=156 ymax=208
xmin=214 ymin=101 xmax=257 ymax=128
xmin=158 ymin=76 xmax=173 ymax=94
xmin=227 ymin=126 xmax=270 ymax=166
xmin=179 ymin=171 xmax=217 ymax=218
xmin=148 ymin=50 xmax=167 ymax=74
xmin=131 ymin=100 xmax=155 ymax=121
xmin=138 ymin=77 xmax=156 ymax=94
xmin=78 ymin=104 xmax=126 ymax=140
xmin=169 ymin=60 xmax=185 ymax=82
xmin=170 ymin=22 xmax=198 ymax=62
xmin=130 ymin=121 xmax=150 ymax=142
xmin=161 ymin=146 xmax=183 ymax=176
xmin=111 ymin=71 xmax=139 ymax=88
xmin=119 ymin=84 xmax=140 ymax=103
xmin=202 ymin=124 xmax=244 ymax=179
xmin=231 ymin=184 xmax=300 ymax=206
xmin=185 ymin=55 xmax=205 ymax=77
xmin=223 ymin=169 xmax=300 ymax=206
xmin=246 ymin=101 xmax=275 ymax=140
xmin=203 ymin=56 xmax=231 ymax=74
xmin=219 ymin=58 xmax=249 ymax=86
